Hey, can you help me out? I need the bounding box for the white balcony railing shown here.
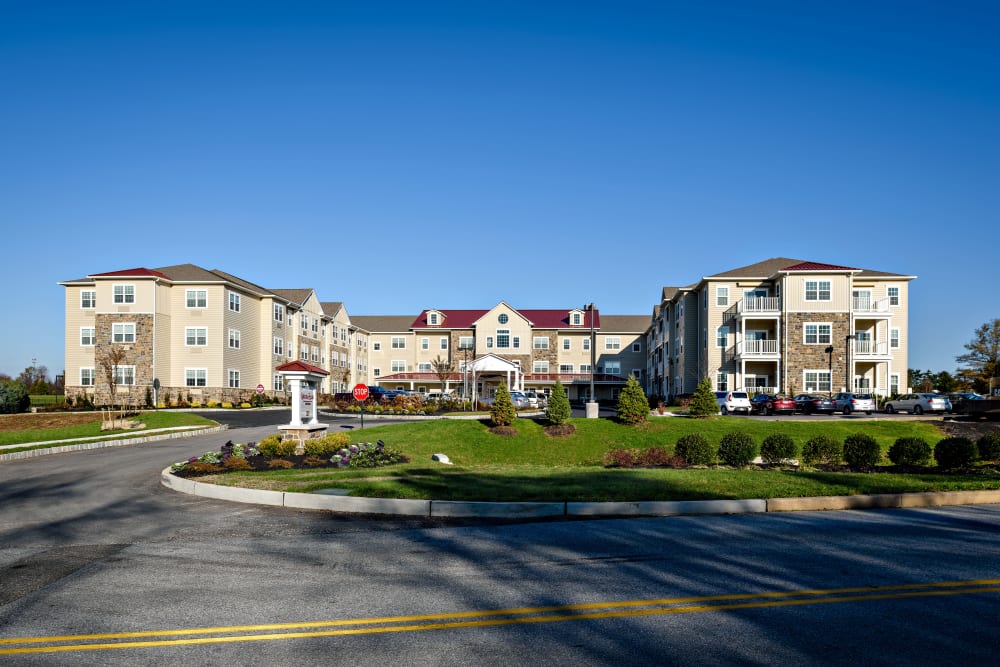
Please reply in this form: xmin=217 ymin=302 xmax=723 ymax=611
xmin=736 ymin=296 xmax=781 ymax=314
xmin=737 ymin=339 xmax=779 ymax=356
xmin=852 ymin=297 xmax=891 ymax=314
xmin=854 ymin=339 xmax=891 ymax=357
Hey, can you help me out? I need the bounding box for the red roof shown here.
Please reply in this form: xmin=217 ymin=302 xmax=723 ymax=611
xmin=781 ymin=262 xmax=859 ymax=272
xmin=90 ymin=267 xmax=171 ymax=279
xmin=411 ymin=308 xmax=599 ymax=329
xmin=375 ymin=372 xmax=626 ymax=384
xmin=275 ymin=360 xmax=330 ymax=375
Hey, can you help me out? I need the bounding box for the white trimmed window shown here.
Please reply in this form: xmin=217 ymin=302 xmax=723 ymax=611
xmin=286 ymin=340 xmax=292 ymax=358
xmin=579 ymin=364 xmax=591 ymax=373
xmin=80 ymin=367 xmax=95 ymax=386
xmin=805 ymin=280 xmax=831 ymax=301
xmin=391 ymin=360 xmax=406 ymax=373
xmin=300 ymin=312 xmax=308 ymax=329
xmin=373 ymin=368 xmax=381 ymax=377
xmin=888 ymin=285 xmax=900 ymax=306
xmin=185 ymin=369 xmax=207 ymax=387
xmin=186 ymin=289 xmax=207 ymax=308
xmin=562 ymin=338 xmax=571 ymax=351
xmin=418 ymin=362 xmax=432 ymax=372
xmin=228 ymin=370 xmax=240 ymax=388
xmin=81 ymin=290 xmax=96 ymax=309
xmin=113 ymin=323 xmax=135 ymax=343
xmin=113 ymin=284 xmax=135 ymax=304
xmin=273 ymin=374 xmax=284 ymax=391
xmin=459 ymin=336 xmax=474 ymax=350
xmin=890 ymin=373 xmax=900 ymax=395
xmin=300 ymin=346 xmax=308 ymax=360
xmin=496 ymin=329 xmax=510 ymax=348
xmin=804 ymin=370 xmax=832 ymax=393
xmin=273 ymin=337 xmax=284 ymax=355
xmin=716 ymin=326 xmax=729 ymax=348
xmin=603 ymin=361 xmax=621 ymax=375
xmin=440 ymin=337 xmax=448 ymax=350
xmin=513 ymin=336 xmax=520 ymax=349
xmin=429 ymin=312 xmax=439 ymax=325
xmin=572 ymin=312 xmax=582 ymax=325
xmin=81 ymin=327 xmax=96 ymax=346
xmin=114 ymin=365 xmax=136 ymax=385
xmin=228 ymin=328 xmax=240 ymax=349
xmin=559 ymin=364 xmax=574 ymax=373
xmin=716 ymin=286 xmax=729 ymax=307
xmin=311 ymin=318 xmax=318 ymax=333
xmin=421 ymin=337 xmax=429 ymax=350
xmin=605 ymin=337 xmax=621 ymax=350
xmin=274 ymin=304 xmax=284 ymax=322
xmin=533 ymin=337 xmax=549 ymax=349
xmin=804 ymin=323 xmax=832 ymax=345
xmin=716 ymin=372 xmax=728 ymax=391
xmin=890 ymin=328 xmax=900 ymax=349
xmin=391 ymin=336 xmax=406 ymax=349
xmin=632 ymin=342 xmax=641 ymax=352
xmin=228 ymin=291 xmax=241 ymax=312
xmin=583 ymin=338 xmax=590 ymax=351
xmin=486 ymin=336 xmax=493 ymax=348
xmin=185 ymin=327 xmax=207 ymax=346
xmin=373 ymin=341 xmax=381 ymax=351
xmin=533 ymin=360 xmax=549 ymax=373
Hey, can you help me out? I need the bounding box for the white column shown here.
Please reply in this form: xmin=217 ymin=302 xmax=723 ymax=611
xmin=288 ymin=376 xmax=303 ymax=426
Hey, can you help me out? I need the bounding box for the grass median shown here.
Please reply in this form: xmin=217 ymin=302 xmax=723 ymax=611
xmin=201 ymin=416 xmax=1000 ymax=502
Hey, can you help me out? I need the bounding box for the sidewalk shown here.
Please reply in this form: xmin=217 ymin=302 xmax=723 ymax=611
xmin=0 ymin=425 xmax=228 ymax=461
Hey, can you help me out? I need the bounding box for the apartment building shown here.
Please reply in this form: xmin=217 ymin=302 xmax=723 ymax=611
xmin=60 ymin=264 xmax=368 ymax=405
xmin=646 ymin=258 xmax=915 ymax=401
xmin=353 ymin=302 xmax=649 ymax=403
xmin=60 ymin=266 xmax=646 ymax=405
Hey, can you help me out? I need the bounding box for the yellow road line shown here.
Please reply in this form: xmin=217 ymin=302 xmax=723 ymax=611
xmin=2 ymin=579 xmax=998 ymax=655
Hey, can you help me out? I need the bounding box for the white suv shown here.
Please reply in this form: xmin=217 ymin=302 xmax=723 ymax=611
xmin=715 ymin=391 xmax=751 ymax=415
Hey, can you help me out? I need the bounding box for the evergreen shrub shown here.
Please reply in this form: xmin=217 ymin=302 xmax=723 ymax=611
xmin=887 ymin=437 xmax=932 ymax=466
xmin=674 ymin=433 xmax=716 ymax=465
xmin=843 ymin=433 xmax=881 ymax=469
xmin=718 ymin=431 xmax=758 ymax=467
xmin=760 ymin=433 xmax=797 ymax=464
xmin=934 ymin=437 xmax=978 ymax=469
xmin=801 ymin=435 xmax=842 ymax=465
xmin=977 ymin=433 xmax=1000 ymax=462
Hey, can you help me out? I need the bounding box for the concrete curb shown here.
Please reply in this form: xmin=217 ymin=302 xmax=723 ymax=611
xmin=159 ymin=468 xmax=1000 ymax=518
xmin=0 ymin=426 xmax=229 ymax=462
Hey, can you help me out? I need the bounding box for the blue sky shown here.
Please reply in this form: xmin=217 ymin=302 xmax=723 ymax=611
xmin=2 ymin=1 xmax=997 ymax=381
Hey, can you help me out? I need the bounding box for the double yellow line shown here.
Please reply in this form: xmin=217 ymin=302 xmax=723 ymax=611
xmin=3 ymin=579 xmax=999 ymax=655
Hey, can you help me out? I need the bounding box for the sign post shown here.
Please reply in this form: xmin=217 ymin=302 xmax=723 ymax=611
xmin=353 ymin=384 xmax=369 ymax=429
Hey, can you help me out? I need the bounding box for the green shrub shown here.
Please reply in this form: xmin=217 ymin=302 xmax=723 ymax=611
xmin=0 ymin=380 xmax=30 ymax=414
xmin=674 ymin=433 xmax=716 ymax=466
xmin=616 ymin=376 xmax=649 ymax=424
xmin=760 ymin=434 xmax=797 ymax=464
xmin=887 ymin=437 xmax=932 ymax=466
xmin=304 ymin=432 xmax=351 ymax=457
xmin=688 ymin=377 xmax=720 ymax=418
xmin=934 ymin=437 xmax=978 ymax=470
xmin=490 ymin=383 xmax=517 ymax=427
xmin=546 ymin=381 xmax=571 ymax=426
xmin=977 ymin=433 xmax=1000 ymax=462
xmin=348 ymin=442 xmax=408 ymax=468
xmin=801 ymin=435 xmax=842 ymax=465
xmin=257 ymin=433 xmax=296 ymax=457
xmin=718 ymin=431 xmax=758 ymax=467
xmin=843 ymin=433 xmax=881 ymax=469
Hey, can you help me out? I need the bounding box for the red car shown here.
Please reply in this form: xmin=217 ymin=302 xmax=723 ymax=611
xmin=750 ymin=393 xmax=797 ymax=416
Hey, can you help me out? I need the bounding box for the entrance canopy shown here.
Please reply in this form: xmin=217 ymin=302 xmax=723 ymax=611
xmin=467 ymin=354 xmax=522 ymax=403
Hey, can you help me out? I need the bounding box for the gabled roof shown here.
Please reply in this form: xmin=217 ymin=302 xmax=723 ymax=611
xmin=270 ymin=289 xmax=314 ymax=308
xmin=780 ymin=261 xmax=859 ymax=272
xmin=410 ymin=307 xmax=599 ymax=330
xmin=274 ymin=360 xmax=329 ymax=375
xmin=90 ymin=267 xmax=171 ymax=280
xmin=703 ymin=257 xmax=914 ymax=282
xmin=350 ymin=315 xmax=418 ymax=333
xmin=321 ymin=301 xmax=345 ymax=318
xmin=154 ymin=263 xmax=224 ymax=282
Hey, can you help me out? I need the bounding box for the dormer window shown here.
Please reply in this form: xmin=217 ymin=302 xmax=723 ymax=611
xmin=571 ymin=311 xmax=582 ymax=326
xmin=429 ymin=311 xmax=439 ymax=326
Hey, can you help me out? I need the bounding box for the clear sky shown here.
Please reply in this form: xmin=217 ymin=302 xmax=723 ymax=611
xmin=2 ymin=1 xmax=997 ymax=381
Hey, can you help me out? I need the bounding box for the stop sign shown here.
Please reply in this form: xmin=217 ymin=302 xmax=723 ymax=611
xmin=352 ymin=384 xmax=369 ymax=401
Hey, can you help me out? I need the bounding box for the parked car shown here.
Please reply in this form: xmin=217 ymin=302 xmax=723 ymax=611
xmin=508 ymin=391 xmax=530 ymax=408
xmin=715 ymin=390 xmax=751 ymax=415
xmin=946 ymin=392 xmax=984 ymax=414
xmin=793 ymin=394 xmax=836 ymax=415
xmin=884 ymin=393 xmax=948 ymax=415
xmin=523 ymin=390 xmax=547 ymax=408
xmin=749 ymin=394 xmax=796 ymax=416
xmin=832 ymin=392 xmax=875 ymax=415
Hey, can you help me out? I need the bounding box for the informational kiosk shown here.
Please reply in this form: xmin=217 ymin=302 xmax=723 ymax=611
xmin=275 ymin=361 xmax=330 ymax=453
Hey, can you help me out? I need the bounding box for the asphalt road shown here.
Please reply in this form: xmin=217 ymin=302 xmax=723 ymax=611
xmin=2 ymin=412 xmax=1000 ymax=665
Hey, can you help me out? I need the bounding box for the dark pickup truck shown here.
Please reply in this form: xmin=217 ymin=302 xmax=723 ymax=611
xmin=959 ymin=398 xmax=1000 ymax=420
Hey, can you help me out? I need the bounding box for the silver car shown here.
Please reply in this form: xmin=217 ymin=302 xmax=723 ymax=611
xmin=884 ymin=393 xmax=948 ymax=415
xmin=832 ymin=392 xmax=874 ymax=415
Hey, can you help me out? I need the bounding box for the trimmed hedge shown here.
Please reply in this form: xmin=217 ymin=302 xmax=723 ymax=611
xmin=718 ymin=431 xmax=758 ymax=467
xmin=801 ymin=435 xmax=842 ymax=465
xmin=674 ymin=433 xmax=716 ymax=466
xmin=760 ymin=433 xmax=797 ymax=464
xmin=934 ymin=437 xmax=978 ymax=470
xmin=843 ymin=433 xmax=881 ymax=470
xmin=977 ymin=433 xmax=1000 ymax=462
xmin=887 ymin=437 xmax=932 ymax=466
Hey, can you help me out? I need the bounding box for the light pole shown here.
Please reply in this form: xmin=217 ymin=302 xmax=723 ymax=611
xmin=824 ymin=346 xmax=834 ymax=396
xmin=585 ymin=303 xmax=598 ymax=418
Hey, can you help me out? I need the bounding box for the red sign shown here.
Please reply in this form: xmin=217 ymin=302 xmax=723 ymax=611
xmin=255 ymin=383 xmax=265 ymax=395
xmin=352 ymin=384 xmax=370 ymax=401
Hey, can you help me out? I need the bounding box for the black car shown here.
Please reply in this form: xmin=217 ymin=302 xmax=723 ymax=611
xmin=793 ymin=393 xmax=836 ymax=415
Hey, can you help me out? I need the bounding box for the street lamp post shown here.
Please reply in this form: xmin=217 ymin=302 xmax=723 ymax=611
xmin=824 ymin=346 xmax=834 ymax=395
xmin=585 ymin=303 xmax=598 ymax=418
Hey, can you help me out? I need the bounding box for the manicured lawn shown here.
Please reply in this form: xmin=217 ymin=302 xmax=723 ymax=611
xmin=204 ymin=416 xmax=1000 ymax=501
xmin=0 ymin=411 xmax=218 ymax=447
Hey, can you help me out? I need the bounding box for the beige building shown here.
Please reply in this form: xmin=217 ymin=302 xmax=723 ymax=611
xmin=646 ymin=258 xmax=916 ymax=400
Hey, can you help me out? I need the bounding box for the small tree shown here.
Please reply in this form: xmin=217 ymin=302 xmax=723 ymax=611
xmin=490 ymin=382 xmax=517 ymax=427
xmin=616 ymin=376 xmax=649 ymax=424
xmin=0 ymin=380 xmax=30 ymax=414
xmin=546 ymin=380 xmax=571 ymax=426
xmin=432 ymin=355 xmax=453 ymax=394
xmin=688 ymin=377 xmax=719 ymax=418
xmin=98 ymin=346 xmax=129 ymax=423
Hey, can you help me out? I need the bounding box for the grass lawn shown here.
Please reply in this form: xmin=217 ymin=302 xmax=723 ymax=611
xmin=202 ymin=416 xmax=1000 ymax=501
xmin=0 ymin=410 xmax=219 ymax=449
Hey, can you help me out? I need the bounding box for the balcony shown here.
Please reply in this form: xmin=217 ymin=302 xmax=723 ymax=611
xmin=853 ymin=339 xmax=892 ymax=360
xmin=852 ymin=297 xmax=891 ymax=315
xmin=735 ymin=338 xmax=780 ymax=359
xmin=727 ymin=297 xmax=781 ymax=319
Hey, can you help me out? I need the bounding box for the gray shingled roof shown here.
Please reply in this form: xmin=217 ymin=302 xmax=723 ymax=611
xmin=270 ymin=288 xmax=314 ymax=307
xmin=350 ymin=315 xmax=418 ymax=332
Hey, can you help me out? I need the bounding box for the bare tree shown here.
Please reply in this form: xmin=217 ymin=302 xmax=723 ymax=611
xmin=98 ymin=347 xmax=129 ymax=426
xmin=432 ymin=355 xmax=453 ymax=393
